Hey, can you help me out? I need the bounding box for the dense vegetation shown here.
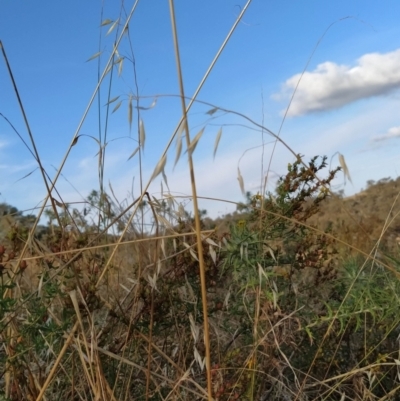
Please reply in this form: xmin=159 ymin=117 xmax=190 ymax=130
xmin=2 ymin=158 xmax=400 ymax=400
xmin=2 ymin=3 xmax=400 ymax=400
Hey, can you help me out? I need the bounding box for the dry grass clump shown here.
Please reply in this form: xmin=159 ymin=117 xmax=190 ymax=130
xmin=2 ymin=2 xmax=400 ymax=400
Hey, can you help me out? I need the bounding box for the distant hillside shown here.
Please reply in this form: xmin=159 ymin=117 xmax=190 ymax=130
xmin=2 ymin=176 xmax=400 ymax=258
xmin=205 ymin=176 xmax=400 ymax=256
xmin=309 ymin=176 xmax=400 ymax=255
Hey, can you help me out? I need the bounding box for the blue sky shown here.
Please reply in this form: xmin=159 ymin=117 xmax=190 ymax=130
xmin=1 ymin=1 xmax=400 ymax=219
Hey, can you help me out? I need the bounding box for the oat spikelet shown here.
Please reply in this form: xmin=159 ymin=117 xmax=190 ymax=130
xmin=206 ymin=107 xmax=218 ymax=116
xmin=127 ymin=146 xmax=139 ymax=161
xmin=151 ymin=154 xmax=167 ymax=181
xmin=117 ymin=57 xmax=123 ymax=76
xmin=52 ymin=198 xmax=65 ymax=209
xmin=128 ymin=95 xmax=133 ymax=129
xmin=174 ymin=133 xmax=182 ymax=168
xmin=194 ymin=346 xmax=205 ymax=371
xmin=189 ymin=313 xmax=200 ymax=343
xmin=237 ymin=167 xmax=245 ymax=195
xmin=86 ymin=51 xmax=102 ymax=62
xmin=113 ymin=43 xmax=120 ymax=58
xmin=156 ymin=214 xmax=173 ymax=230
xmin=161 ymin=239 xmax=166 ymax=259
xmin=205 ymin=238 xmax=219 ymax=247
xmin=338 ymin=153 xmax=352 ymax=184
xmin=209 ymin=245 xmax=217 ymax=265
xmin=137 ymin=99 xmax=157 ymax=110
xmin=186 ymin=127 xmax=205 ymax=157
xmin=162 ymin=169 xmax=169 ymax=189
xmin=213 ymin=128 xmax=222 ymax=159
xmin=101 ymin=19 xmax=113 ymax=26
xmin=112 ymin=100 xmax=122 ymax=113
xmin=106 ymin=18 xmax=119 ymax=35
xmin=71 ymin=136 xmax=79 ymax=147
xmin=106 ymin=95 xmax=120 ymax=105
xmin=104 ymin=63 xmax=112 ymax=76
xmin=173 ymin=120 xmax=185 ymax=168
xmin=139 ymin=119 xmax=146 ymax=151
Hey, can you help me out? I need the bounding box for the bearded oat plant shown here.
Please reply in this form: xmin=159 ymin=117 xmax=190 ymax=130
xmin=1 ymin=2 xmax=400 ymax=401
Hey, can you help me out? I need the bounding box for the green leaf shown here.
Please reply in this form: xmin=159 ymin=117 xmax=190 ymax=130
xmin=305 ymin=326 xmax=314 ymax=345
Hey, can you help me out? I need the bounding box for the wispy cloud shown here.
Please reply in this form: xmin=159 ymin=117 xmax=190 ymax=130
xmin=371 ymin=126 xmax=400 ymax=142
xmin=274 ymin=48 xmax=400 ymax=117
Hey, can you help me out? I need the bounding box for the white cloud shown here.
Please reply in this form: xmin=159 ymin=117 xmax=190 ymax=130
xmin=274 ymin=48 xmax=400 ymax=116
xmin=371 ymin=126 xmax=400 ymax=142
